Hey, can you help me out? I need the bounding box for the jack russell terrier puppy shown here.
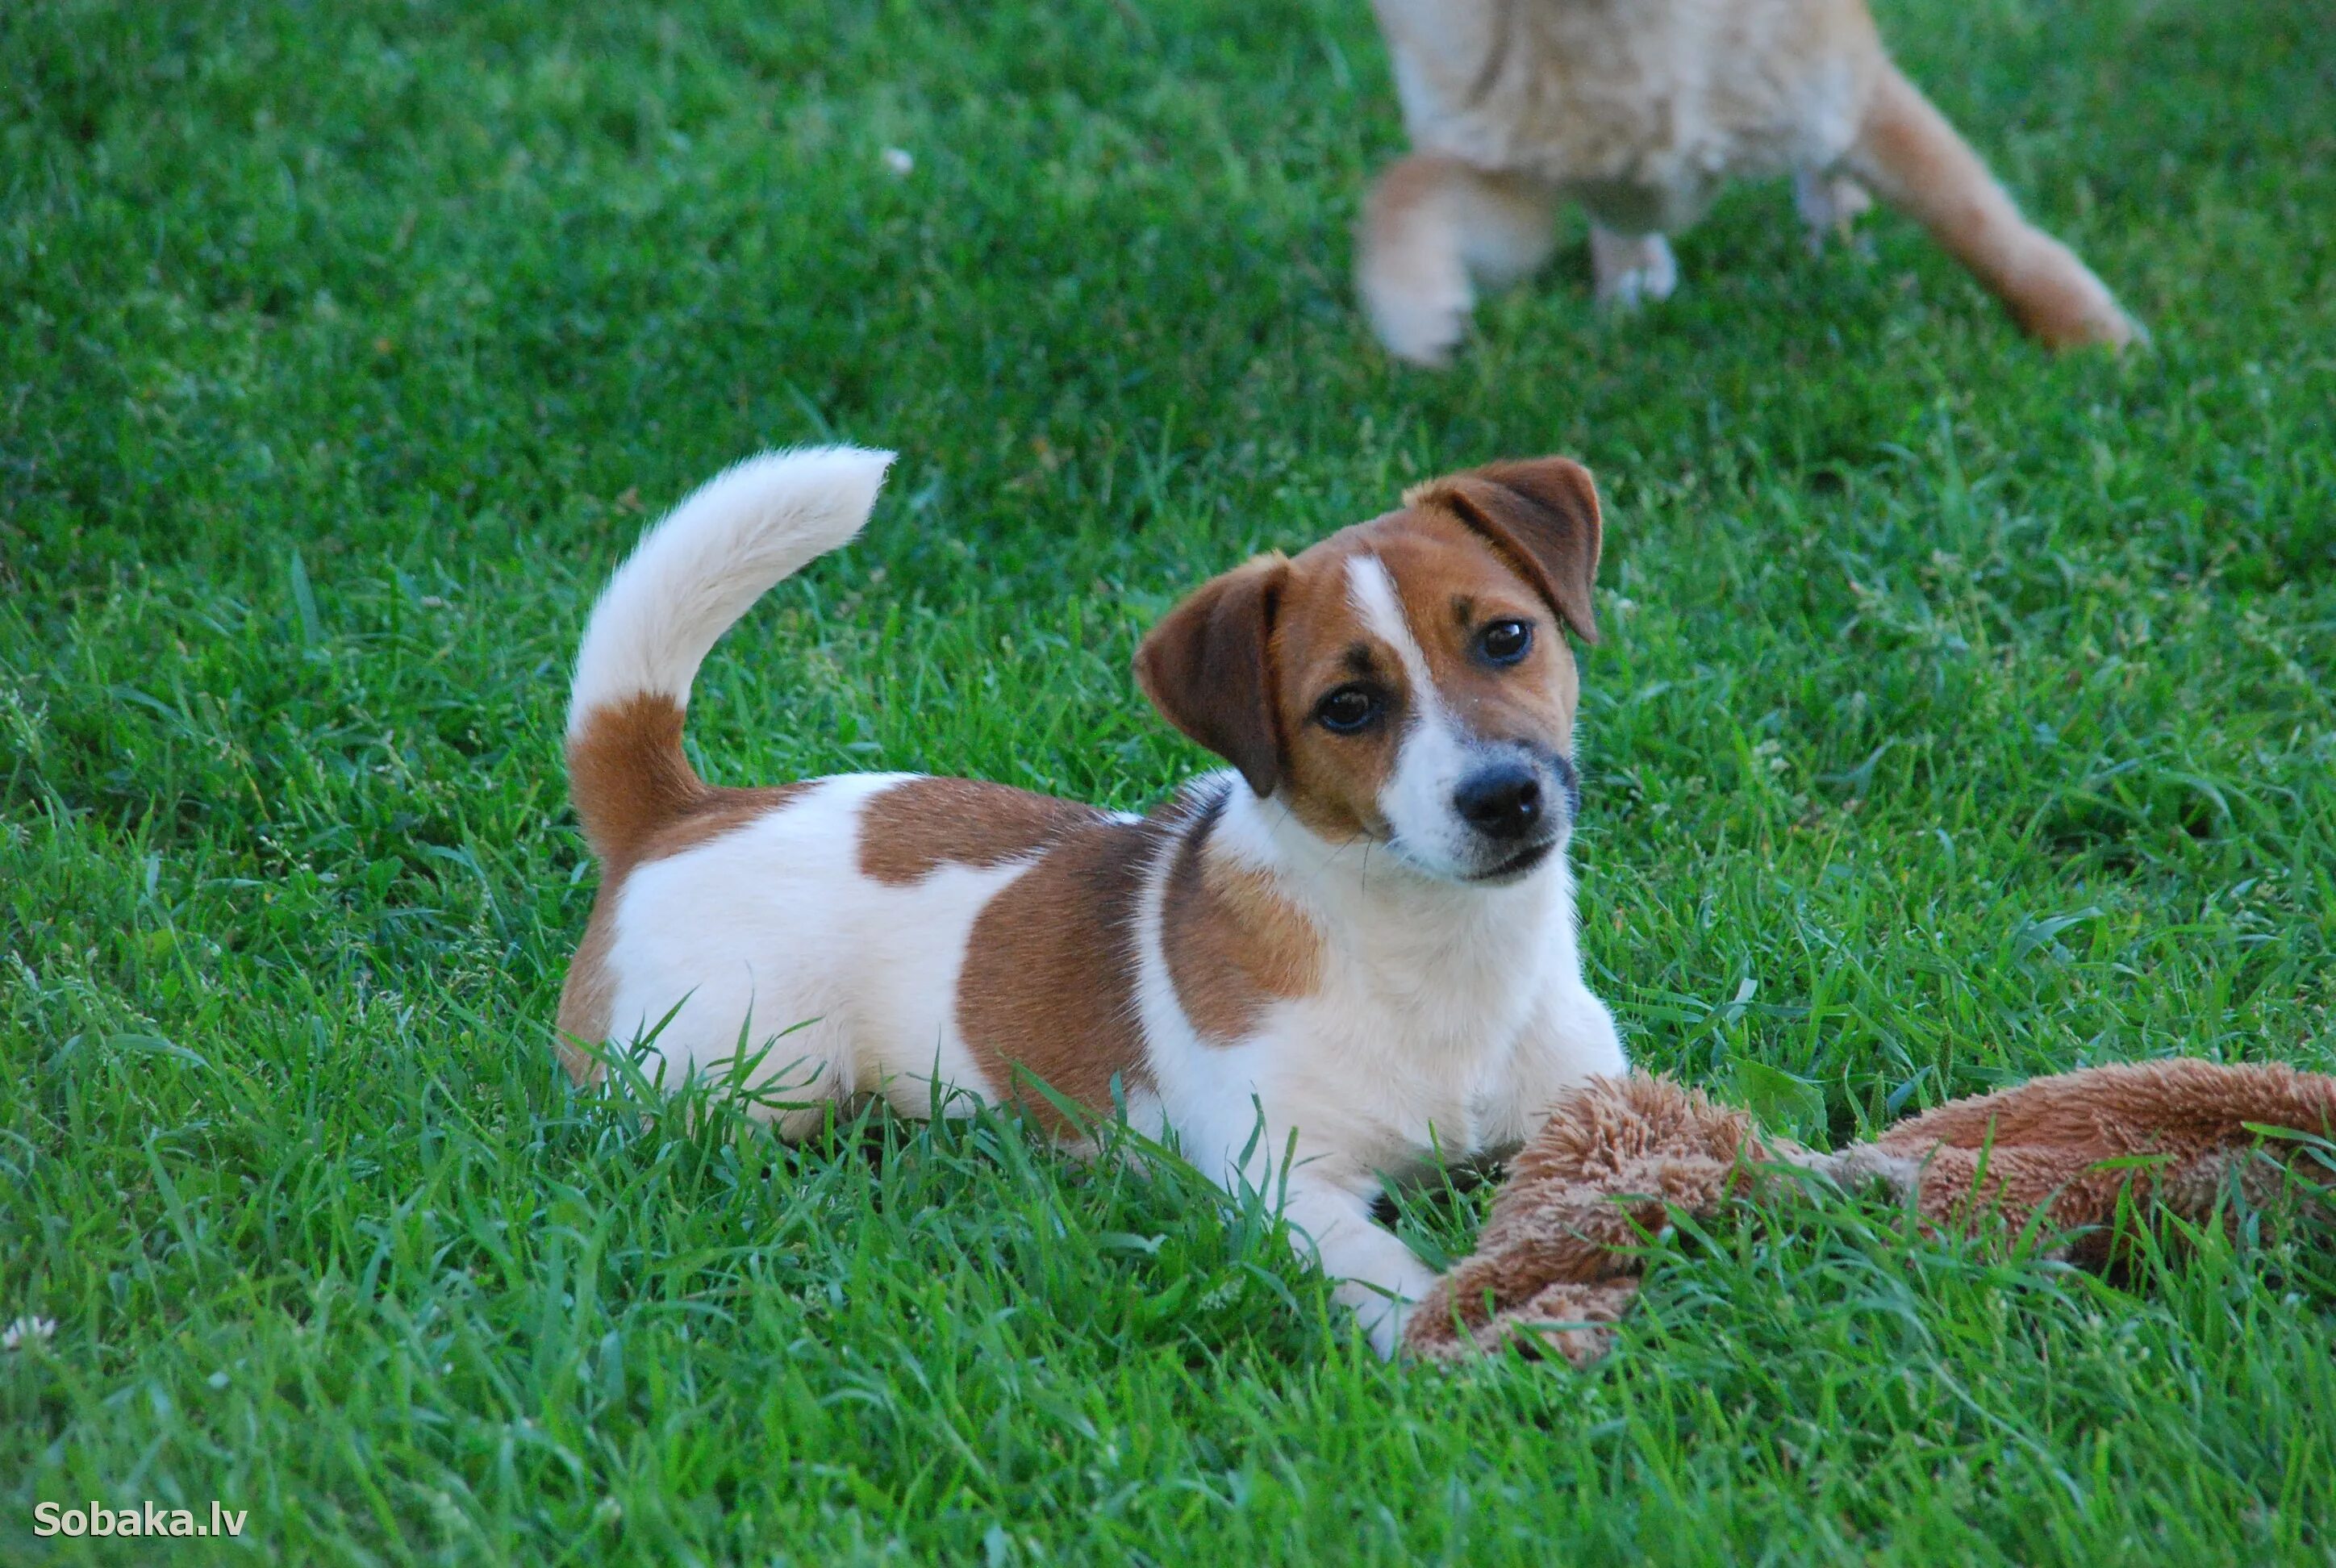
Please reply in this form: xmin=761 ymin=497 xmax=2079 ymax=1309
xmin=555 ymin=447 xmax=1627 ymax=1355
xmin=1359 ymin=0 xmax=2138 ymax=365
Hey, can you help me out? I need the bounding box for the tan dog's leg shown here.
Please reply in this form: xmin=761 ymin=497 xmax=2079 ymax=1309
xmin=1845 ymin=65 xmax=2136 ymax=348
xmin=1587 ymin=224 xmax=1679 ymax=310
xmin=1358 ymin=152 xmax=1560 ymax=366
xmin=1793 ymin=167 xmax=1873 ymax=254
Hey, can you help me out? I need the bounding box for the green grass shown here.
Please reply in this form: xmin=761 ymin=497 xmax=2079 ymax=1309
xmin=5 ymin=0 xmax=2334 ymax=1560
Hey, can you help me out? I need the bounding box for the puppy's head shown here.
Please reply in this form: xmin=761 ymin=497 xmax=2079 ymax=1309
xmin=1136 ymin=457 xmax=1603 ymax=885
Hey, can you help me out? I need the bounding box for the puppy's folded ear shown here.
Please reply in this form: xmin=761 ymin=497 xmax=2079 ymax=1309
xmin=1134 ymin=555 xmax=1289 ymax=799
xmin=1410 ymin=457 xmax=1604 ymax=643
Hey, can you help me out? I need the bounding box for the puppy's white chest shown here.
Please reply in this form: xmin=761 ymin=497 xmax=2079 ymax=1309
xmin=1296 ymin=913 xmax=1567 ymax=1160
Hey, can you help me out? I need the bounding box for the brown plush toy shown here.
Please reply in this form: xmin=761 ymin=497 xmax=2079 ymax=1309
xmin=1404 ymin=1061 xmax=2336 ymax=1366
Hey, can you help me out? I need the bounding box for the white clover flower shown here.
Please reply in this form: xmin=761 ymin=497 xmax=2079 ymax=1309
xmin=2 ymin=1316 xmax=56 ymax=1352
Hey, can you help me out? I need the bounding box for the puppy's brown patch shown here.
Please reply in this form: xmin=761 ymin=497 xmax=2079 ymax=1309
xmin=1162 ymin=794 xmax=1323 ymax=1042
xmin=955 ymin=814 xmax=1174 ymax=1129
xmin=566 ymin=694 xmax=705 ymax=872
xmin=859 ymin=777 xmax=1108 ymax=886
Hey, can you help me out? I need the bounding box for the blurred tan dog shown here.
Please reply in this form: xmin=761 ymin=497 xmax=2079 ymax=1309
xmin=1359 ymin=0 xmax=2138 ymax=364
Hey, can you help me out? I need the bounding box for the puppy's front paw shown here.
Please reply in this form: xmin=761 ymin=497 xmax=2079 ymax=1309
xmin=1354 ymin=1291 xmax=1417 ymax=1362
xmin=1369 ymin=1301 xmax=1412 ymax=1361
xmin=1327 ymin=1247 xmax=1440 ymax=1360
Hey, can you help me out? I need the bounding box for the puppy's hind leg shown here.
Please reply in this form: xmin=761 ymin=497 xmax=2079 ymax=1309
xmin=1358 ymin=152 xmax=1560 ymax=366
xmin=1588 ymin=224 xmax=1678 ymax=311
xmin=1844 ymin=64 xmax=2137 ymax=348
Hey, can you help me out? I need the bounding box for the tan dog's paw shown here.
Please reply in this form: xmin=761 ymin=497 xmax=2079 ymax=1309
xmin=1590 ymin=227 xmax=1678 ymax=311
xmin=1793 ymin=169 xmax=1874 ymax=255
xmin=1359 ymin=266 xmax=1474 ymax=367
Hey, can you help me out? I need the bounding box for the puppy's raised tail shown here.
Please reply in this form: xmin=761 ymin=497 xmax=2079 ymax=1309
xmin=565 ymin=446 xmax=895 ymax=867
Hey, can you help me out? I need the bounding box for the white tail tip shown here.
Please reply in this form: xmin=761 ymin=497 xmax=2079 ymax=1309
xmin=567 ymin=445 xmax=895 ymax=736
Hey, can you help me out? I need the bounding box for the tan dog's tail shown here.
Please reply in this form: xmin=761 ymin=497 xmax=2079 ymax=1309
xmin=564 ymin=447 xmax=894 ymax=867
xmin=1846 ymin=64 xmax=2137 ymax=349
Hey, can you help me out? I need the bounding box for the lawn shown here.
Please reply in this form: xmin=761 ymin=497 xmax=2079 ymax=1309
xmin=4 ymin=0 xmax=2334 ymax=1561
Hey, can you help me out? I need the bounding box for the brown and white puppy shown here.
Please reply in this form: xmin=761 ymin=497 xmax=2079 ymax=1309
xmin=1358 ymin=0 xmax=2138 ymax=365
xmin=556 ymin=447 xmax=1626 ymax=1355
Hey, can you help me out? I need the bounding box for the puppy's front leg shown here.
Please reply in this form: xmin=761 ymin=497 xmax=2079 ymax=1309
xmin=1277 ymin=1174 xmax=1441 ymax=1358
xmin=1476 ymin=978 xmax=1629 ymax=1159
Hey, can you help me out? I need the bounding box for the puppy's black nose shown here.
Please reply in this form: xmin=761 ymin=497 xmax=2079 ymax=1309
xmin=1454 ymin=761 xmax=1543 ymax=840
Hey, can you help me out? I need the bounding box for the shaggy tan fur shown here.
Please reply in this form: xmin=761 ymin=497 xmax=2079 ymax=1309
xmin=1405 ymin=1061 xmax=2336 ymax=1366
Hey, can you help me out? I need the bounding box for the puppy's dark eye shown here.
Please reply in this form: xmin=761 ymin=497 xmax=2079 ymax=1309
xmin=1314 ymin=685 xmax=1384 ymax=734
xmin=1476 ymin=619 xmax=1533 ymax=665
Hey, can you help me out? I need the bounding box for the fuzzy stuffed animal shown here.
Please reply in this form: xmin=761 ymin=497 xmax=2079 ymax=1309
xmin=1404 ymin=1061 xmax=2336 ymax=1366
